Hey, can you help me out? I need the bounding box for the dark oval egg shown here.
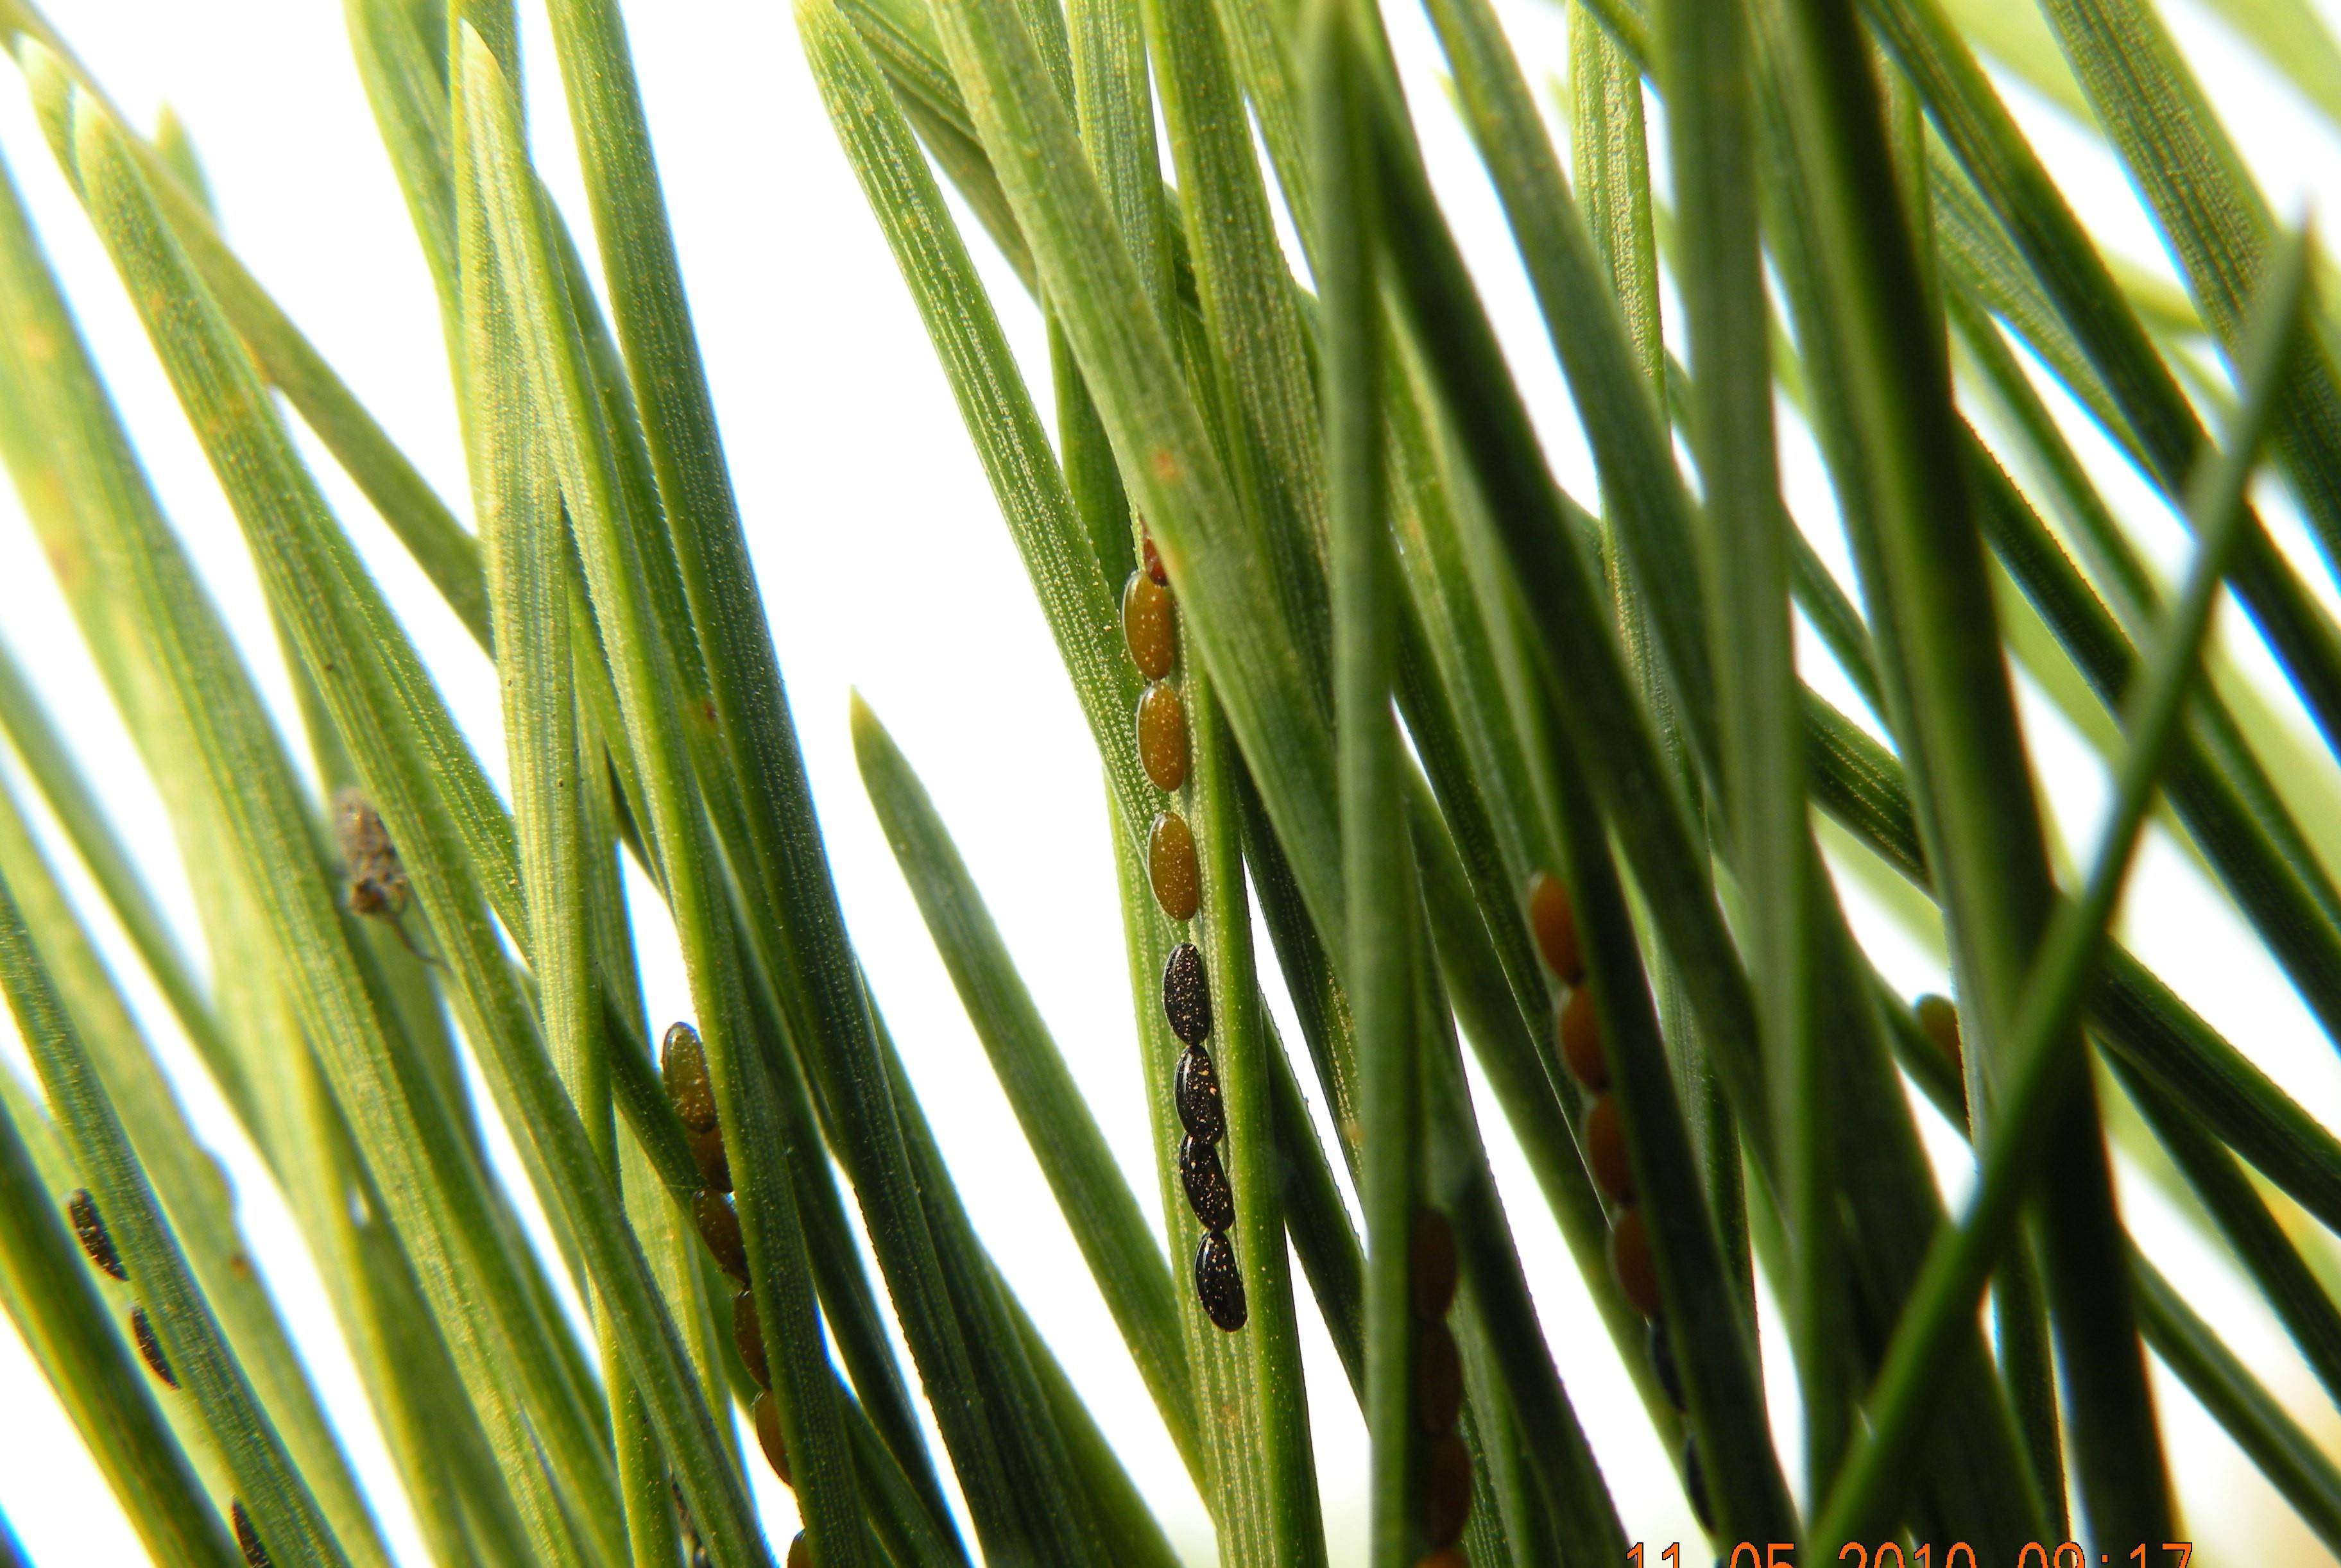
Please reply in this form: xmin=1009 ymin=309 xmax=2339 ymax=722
xmin=1161 ymin=941 xmax=1212 ymax=1046
xmin=1683 ymin=1431 xmax=1711 ymax=1533
xmin=788 ymin=1532 xmax=811 ymax=1568
xmin=130 ymin=1305 xmax=176 ymax=1389
xmin=1413 ymin=1319 xmax=1464 ymax=1435
xmin=661 ymin=1021 xmax=719 ymax=1133
xmin=1558 ymin=984 xmax=1608 ymax=1091
xmin=1122 ymin=571 xmax=1178 ymax=681
xmin=1526 ymin=871 xmax=1583 ymax=983
xmin=687 ymin=1121 xmax=732 ymax=1195
xmin=232 ymin=1501 xmax=272 ymax=1568
xmin=1409 ymin=1207 xmax=1458 ymax=1322
xmin=67 ymin=1188 xmax=126 ymax=1282
xmin=693 ymin=1190 xmax=749 ymax=1286
xmin=1647 ymin=1315 xmax=1685 ymax=1411
xmin=1414 ymin=1554 xmax=1468 ymax=1568
xmin=1172 ymin=1043 xmax=1224 ymax=1143
xmin=733 ymin=1288 xmax=769 ymax=1390
xmin=1609 ymin=1205 xmax=1660 ymax=1316
xmin=1584 ymin=1092 xmax=1633 ymax=1204
xmin=1147 ymin=810 xmax=1200 ymax=922
xmin=752 ymin=1390 xmax=793 ymax=1488
xmin=1142 ymin=531 xmax=1167 ymax=585
xmin=1136 ymin=681 xmax=1189 ymax=792
xmin=1178 ymin=1133 xmax=1236 ymax=1233
xmin=1425 ymin=1429 xmax=1472 ymax=1549
xmin=1193 ymin=1229 xmax=1248 ymax=1331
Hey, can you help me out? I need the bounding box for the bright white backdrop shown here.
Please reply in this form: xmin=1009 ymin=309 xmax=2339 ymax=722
xmin=1 ymin=0 xmax=2340 ymax=1561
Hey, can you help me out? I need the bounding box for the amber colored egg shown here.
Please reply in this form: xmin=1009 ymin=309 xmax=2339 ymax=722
xmin=733 ymin=1288 xmax=769 ymax=1389
xmin=1916 ymin=993 xmax=1964 ymax=1074
xmin=1409 ymin=1206 xmax=1458 ymax=1322
xmin=662 ymin=1021 xmax=719 ymax=1133
xmin=753 ymin=1390 xmax=794 ymax=1487
xmin=788 ymin=1532 xmax=811 ymax=1568
xmin=694 ymin=1189 xmax=749 ymax=1286
xmin=1415 ymin=1554 xmax=1468 ymax=1568
xmin=1425 ymin=1429 xmax=1472 ymax=1548
xmin=1147 ymin=810 xmax=1200 ymax=921
xmin=1559 ymin=984 xmax=1608 ymax=1091
xmin=1584 ymin=1093 xmax=1633 ymax=1203
xmin=1414 ymin=1319 xmax=1464 ymax=1433
xmin=1525 ymin=871 xmax=1583 ymax=983
xmin=1609 ymin=1205 xmax=1661 ymax=1315
xmin=1142 ymin=530 xmax=1167 ymax=584
xmin=1136 ymin=681 xmax=1189 ymax=792
xmin=1122 ymin=571 xmax=1178 ymax=680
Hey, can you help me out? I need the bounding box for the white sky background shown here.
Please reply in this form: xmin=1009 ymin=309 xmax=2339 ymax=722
xmin=1 ymin=0 xmax=2340 ymax=1561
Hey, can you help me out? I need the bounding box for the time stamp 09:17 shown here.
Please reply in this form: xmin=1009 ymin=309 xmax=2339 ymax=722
xmin=1628 ymin=1542 xmax=2196 ymax=1567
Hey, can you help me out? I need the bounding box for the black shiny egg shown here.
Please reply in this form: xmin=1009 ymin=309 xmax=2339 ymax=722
xmin=1173 ymin=1043 xmax=1224 ymax=1143
xmin=1178 ymin=1133 xmax=1236 ymax=1233
xmin=1162 ymin=942 xmax=1212 ymax=1046
xmin=1193 ymin=1229 xmax=1247 ymax=1331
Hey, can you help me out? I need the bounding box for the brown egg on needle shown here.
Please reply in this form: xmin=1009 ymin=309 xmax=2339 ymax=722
xmin=1559 ymin=984 xmax=1608 ymax=1091
xmin=1425 ymin=1429 xmax=1473 ymax=1548
xmin=753 ymin=1390 xmax=794 ymax=1487
xmin=130 ymin=1305 xmax=176 ymax=1388
xmin=1526 ymin=870 xmax=1582 ymax=983
xmin=1584 ymin=1093 xmax=1634 ymax=1204
xmin=1147 ymin=810 xmax=1200 ymax=921
xmin=1916 ymin=993 xmax=1964 ymax=1075
xmin=1136 ymin=681 xmax=1189 ymax=792
xmin=67 ymin=1189 xmax=125 ymax=1281
xmin=232 ymin=1502 xmax=273 ymax=1568
xmin=1414 ymin=1318 xmax=1464 ymax=1433
xmin=1609 ymin=1205 xmax=1661 ymax=1316
xmin=1410 ymin=1206 xmax=1458 ymax=1322
xmin=661 ymin=1021 xmax=719 ymax=1134
xmin=1122 ymin=570 xmax=1178 ymax=679
xmin=694 ymin=1190 xmax=749 ymax=1285
xmin=733 ymin=1288 xmax=769 ymax=1388
xmin=687 ymin=1121 xmax=731 ymax=1194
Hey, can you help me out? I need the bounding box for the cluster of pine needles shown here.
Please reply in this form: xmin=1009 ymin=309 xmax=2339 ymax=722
xmin=3 ymin=0 xmax=2341 ymax=1561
